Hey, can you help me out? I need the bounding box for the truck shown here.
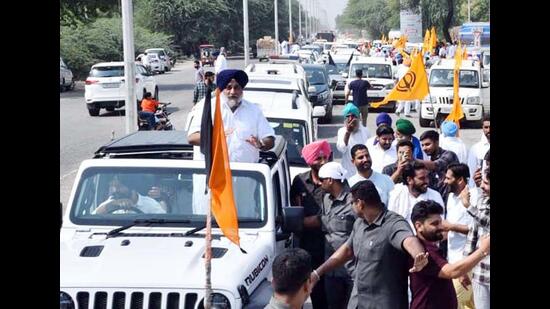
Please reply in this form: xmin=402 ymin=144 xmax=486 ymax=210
xmin=315 ymin=32 xmax=335 ymax=42
xmin=256 ymin=36 xmax=279 ymax=61
xmin=60 ymin=131 xmax=304 ymax=309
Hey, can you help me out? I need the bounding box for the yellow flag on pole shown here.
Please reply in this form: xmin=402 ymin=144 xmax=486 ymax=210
xmin=430 ymin=27 xmax=437 ymax=52
xmin=422 ymin=29 xmax=431 ymax=54
xmin=445 ymin=45 xmax=465 ymax=128
xmin=371 ymin=52 xmax=430 ymax=108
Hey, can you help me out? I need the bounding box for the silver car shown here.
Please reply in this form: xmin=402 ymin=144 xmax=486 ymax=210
xmin=60 ymin=57 xmax=74 ymax=92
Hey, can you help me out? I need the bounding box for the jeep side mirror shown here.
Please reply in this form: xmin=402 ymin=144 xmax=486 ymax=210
xmin=282 ymin=206 xmax=304 ymax=233
xmin=481 ymin=81 xmax=489 ymax=88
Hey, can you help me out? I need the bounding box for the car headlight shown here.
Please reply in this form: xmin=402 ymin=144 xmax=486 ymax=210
xmin=200 ymin=293 xmax=231 ymax=309
xmin=60 ymin=292 xmax=75 ymax=309
xmin=467 ymin=96 xmax=481 ymax=104
xmin=318 ymin=91 xmax=329 ymax=101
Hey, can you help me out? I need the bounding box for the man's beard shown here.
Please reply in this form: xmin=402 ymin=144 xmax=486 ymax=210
xmin=356 ymin=161 xmax=372 ymax=173
xmin=222 ymin=93 xmax=241 ymax=109
xmin=380 ymin=142 xmax=391 ymax=150
xmin=413 ymin=182 xmax=428 ymax=194
xmin=421 ymin=229 xmax=443 ymax=242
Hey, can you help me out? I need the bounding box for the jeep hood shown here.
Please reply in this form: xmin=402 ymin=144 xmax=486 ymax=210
xmin=60 ymin=232 xmax=273 ymax=290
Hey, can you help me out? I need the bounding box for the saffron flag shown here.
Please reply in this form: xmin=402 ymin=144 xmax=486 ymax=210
xmin=422 ymin=29 xmax=431 ymax=54
xmin=200 ymin=88 xmax=241 ymax=247
xmin=430 ymin=27 xmax=437 ymax=52
xmin=371 ymin=52 xmax=430 ymax=108
xmin=445 ymin=45 xmax=465 ymax=128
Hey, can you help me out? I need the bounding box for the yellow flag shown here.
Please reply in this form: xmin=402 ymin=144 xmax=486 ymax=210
xmin=422 ymin=29 xmax=431 ymax=54
xmin=445 ymin=45 xmax=464 ymax=128
xmin=371 ymin=52 xmax=430 ymax=108
xmin=430 ymin=27 xmax=437 ymax=51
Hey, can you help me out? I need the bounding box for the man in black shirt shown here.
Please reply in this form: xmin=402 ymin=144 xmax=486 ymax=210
xmin=344 ymin=69 xmax=371 ymax=126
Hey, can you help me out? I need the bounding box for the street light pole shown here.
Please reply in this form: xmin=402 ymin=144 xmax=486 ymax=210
xmin=243 ymin=0 xmax=250 ymax=66
xmin=298 ymin=0 xmax=301 ymax=39
xmin=468 ymin=0 xmax=471 ymax=22
xmin=121 ymin=0 xmax=137 ymax=134
xmin=289 ymin=0 xmax=292 ymax=43
xmin=274 ymin=0 xmax=279 ymax=54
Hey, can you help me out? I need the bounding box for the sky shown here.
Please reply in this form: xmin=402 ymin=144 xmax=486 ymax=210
xmin=298 ymin=0 xmax=348 ymax=30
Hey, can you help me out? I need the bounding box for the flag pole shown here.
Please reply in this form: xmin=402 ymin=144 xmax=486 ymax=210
xmin=204 ymin=189 xmax=213 ymax=309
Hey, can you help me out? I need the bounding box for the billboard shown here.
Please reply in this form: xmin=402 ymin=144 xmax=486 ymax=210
xmin=400 ymin=7 xmax=422 ymax=43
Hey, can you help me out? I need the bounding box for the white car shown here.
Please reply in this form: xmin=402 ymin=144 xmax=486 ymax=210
xmin=60 ymin=131 xmax=303 ymax=309
xmin=344 ymin=56 xmax=397 ymax=111
xmin=60 ymin=57 xmax=74 ymax=92
xmin=419 ymin=59 xmax=489 ymax=127
xmin=145 ymin=48 xmax=172 ymax=71
xmin=245 ymin=62 xmax=309 ymax=89
xmin=141 ymin=53 xmax=165 ymax=74
xmin=84 ymin=62 xmax=158 ymax=116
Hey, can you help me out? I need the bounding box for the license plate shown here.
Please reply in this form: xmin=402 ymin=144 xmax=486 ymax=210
xmin=102 ymin=83 xmax=120 ymax=88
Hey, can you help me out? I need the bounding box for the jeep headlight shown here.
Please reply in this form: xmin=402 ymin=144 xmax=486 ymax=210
xmin=318 ymin=90 xmax=329 ymax=101
xmin=201 ymin=293 xmax=231 ymax=309
xmin=467 ymin=96 xmax=481 ymax=104
xmin=60 ymin=292 xmax=75 ymax=309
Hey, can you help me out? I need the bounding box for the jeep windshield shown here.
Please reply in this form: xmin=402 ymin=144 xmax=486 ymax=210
xmin=268 ymin=118 xmax=308 ymax=166
xmin=429 ymin=69 xmax=480 ymax=88
xmin=70 ymin=167 xmax=267 ymax=228
xmin=326 ymin=62 xmax=349 ymax=75
xmin=350 ymin=63 xmax=392 ymax=79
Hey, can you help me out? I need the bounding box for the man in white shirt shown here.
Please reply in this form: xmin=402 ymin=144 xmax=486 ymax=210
xmin=441 ymin=163 xmax=479 ymax=309
xmin=347 ymin=144 xmax=394 ymax=206
xmin=395 ymin=58 xmax=413 ymax=117
xmin=368 ymin=125 xmax=397 ymax=173
xmin=388 ymin=161 xmax=444 ymax=230
xmin=467 ymin=113 xmax=490 ymax=187
xmin=94 ymin=175 xmax=166 ymax=214
xmin=214 ymin=47 xmax=228 ymax=74
xmin=447 ymin=42 xmax=456 ymax=59
xmin=188 ymin=69 xmax=275 ymax=163
xmin=439 ymin=121 xmax=468 ymax=164
xmin=337 ymin=103 xmax=371 ymax=178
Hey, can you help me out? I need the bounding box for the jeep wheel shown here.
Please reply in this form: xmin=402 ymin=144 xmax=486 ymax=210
xmin=88 ymin=106 xmax=100 ymax=116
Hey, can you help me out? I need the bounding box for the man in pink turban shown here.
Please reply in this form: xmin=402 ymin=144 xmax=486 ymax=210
xmin=289 ymin=139 xmax=333 ymax=309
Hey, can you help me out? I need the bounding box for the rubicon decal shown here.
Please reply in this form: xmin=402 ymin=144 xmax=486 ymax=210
xmin=244 ymin=256 xmax=269 ymax=286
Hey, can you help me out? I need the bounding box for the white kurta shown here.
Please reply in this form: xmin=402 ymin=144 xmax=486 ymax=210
xmin=214 ymin=54 xmax=227 ymax=74
xmin=467 ymin=134 xmax=490 ymax=187
xmin=387 ymin=183 xmax=444 ymax=231
xmin=446 ymin=187 xmax=479 ymax=263
xmin=348 ymin=171 xmax=395 ymax=206
xmin=368 ymin=142 xmax=397 ymax=174
xmin=440 ymin=136 xmax=469 ymax=164
xmin=336 ymin=126 xmax=371 ymax=179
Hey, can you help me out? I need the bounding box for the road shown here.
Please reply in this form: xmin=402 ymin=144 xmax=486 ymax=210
xmin=60 ymin=58 xmax=490 ymax=208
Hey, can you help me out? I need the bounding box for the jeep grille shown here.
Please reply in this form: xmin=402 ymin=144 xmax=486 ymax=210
xmin=437 ymin=97 xmax=465 ymax=104
xmin=73 ymin=291 xmax=198 ymax=309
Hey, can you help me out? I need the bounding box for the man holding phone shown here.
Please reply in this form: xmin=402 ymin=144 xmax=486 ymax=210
xmin=336 ymin=103 xmax=371 ymax=178
xmin=383 ymin=139 xmax=416 ymax=184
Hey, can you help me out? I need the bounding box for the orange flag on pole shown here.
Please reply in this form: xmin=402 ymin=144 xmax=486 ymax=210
xmin=422 ymin=29 xmax=431 ymax=54
xmin=430 ymin=27 xmax=437 ymax=52
xmin=445 ymin=45 xmax=465 ymax=128
xmin=371 ymin=52 xmax=430 ymax=108
xmin=202 ymin=88 xmax=241 ymax=247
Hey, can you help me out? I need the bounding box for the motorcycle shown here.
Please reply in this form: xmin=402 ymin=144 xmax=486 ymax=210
xmin=138 ymin=102 xmax=174 ymax=131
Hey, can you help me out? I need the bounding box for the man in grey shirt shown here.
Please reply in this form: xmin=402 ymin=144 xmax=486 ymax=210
xmin=310 ymin=180 xmax=429 ymax=309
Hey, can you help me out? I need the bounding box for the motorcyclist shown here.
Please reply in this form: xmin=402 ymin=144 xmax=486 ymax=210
xmin=139 ymin=92 xmax=160 ymax=130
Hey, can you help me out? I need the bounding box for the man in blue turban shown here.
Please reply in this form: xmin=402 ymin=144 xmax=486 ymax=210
xmin=188 ymin=69 xmax=275 ymax=163
xmin=439 ymin=121 xmax=468 ymax=163
xmin=337 ymin=103 xmax=372 ymax=178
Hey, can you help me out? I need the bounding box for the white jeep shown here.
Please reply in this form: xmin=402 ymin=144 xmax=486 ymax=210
xmin=419 ymin=59 xmax=489 ymax=127
xmin=60 ymin=131 xmax=304 ymax=309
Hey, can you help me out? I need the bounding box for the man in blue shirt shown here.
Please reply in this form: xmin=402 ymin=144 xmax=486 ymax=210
xmin=344 ymin=69 xmax=371 ymax=126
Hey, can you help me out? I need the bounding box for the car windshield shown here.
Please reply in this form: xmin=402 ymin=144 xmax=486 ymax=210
xmin=326 ymin=62 xmax=349 ymax=75
xmin=70 ymin=167 xmax=267 ymax=227
xmin=350 ymin=63 xmax=392 ymax=79
xmin=305 ymin=68 xmax=327 ymax=85
xmin=429 ymin=69 xmax=480 ymax=88
xmin=268 ymin=119 xmax=308 ymax=166
xmin=90 ymin=66 xmax=125 ymax=78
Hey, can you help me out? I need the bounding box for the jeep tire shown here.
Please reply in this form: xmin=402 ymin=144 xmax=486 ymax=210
xmin=87 ymin=104 xmax=100 ymax=116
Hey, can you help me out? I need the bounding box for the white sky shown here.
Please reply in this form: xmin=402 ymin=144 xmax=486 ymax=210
xmin=299 ymin=0 xmax=348 ymax=30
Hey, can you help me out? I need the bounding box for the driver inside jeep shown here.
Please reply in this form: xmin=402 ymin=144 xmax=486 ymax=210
xmin=93 ymin=175 xmax=166 ymax=214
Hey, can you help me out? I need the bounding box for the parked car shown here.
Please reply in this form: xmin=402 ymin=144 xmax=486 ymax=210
xmin=60 ymin=57 xmax=74 ymax=92
xmin=141 ymin=53 xmax=165 ymax=74
xmin=145 ymin=48 xmax=172 ymax=72
xmin=84 ymin=62 xmax=158 ymax=116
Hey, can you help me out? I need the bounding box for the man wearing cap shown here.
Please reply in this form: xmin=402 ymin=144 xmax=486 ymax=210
xmin=310 ymin=180 xmax=429 ymax=309
xmin=304 ymin=162 xmax=356 ymax=309
xmin=348 ymin=144 xmax=394 ymax=206
xmin=365 ymin=112 xmax=392 ymax=147
xmin=439 ymin=121 xmax=468 ymax=164
xmin=188 ymin=69 xmax=275 ymax=163
xmin=290 ymin=140 xmax=332 ymax=309
xmin=367 ymin=125 xmax=397 ymax=173
xmin=344 ymin=69 xmax=371 ymax=126
xmin=337 ymin=103 xmax=371 ymax=179
xmin=393 ymin=118 xmax=425 ymax=160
